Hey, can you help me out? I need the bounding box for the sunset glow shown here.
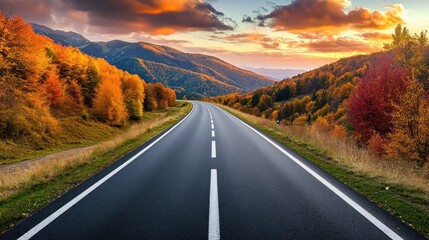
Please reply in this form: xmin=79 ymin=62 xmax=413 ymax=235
xmin=2 ymin=0 xmax=427 ymax=70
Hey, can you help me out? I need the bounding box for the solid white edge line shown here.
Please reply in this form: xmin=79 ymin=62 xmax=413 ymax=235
xmin=17 ymin=104 xmax=195 ymax=240
xmin=211 ymin=141 xmax=216 ymax=158
xmin=209 ymin=169 xmax=220 ymax=240
xmin=212 ymin=130 xmax=215 ymax=138
xmin=218 ymin=105 xmax=403 ymax=240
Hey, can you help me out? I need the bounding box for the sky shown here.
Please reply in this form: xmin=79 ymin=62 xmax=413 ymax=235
xmin=1 ymin=0 xmax=428 ymax=70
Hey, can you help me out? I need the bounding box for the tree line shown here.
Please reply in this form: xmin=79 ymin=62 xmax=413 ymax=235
xmin=0 ymin=13 xmax=176 ymax=142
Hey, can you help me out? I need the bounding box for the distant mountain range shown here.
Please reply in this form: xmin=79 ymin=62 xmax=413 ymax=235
xmin=32 ymin=24 xmax=90 ymax=48
xmin=244 ymin=67 xmax=306 ymax=81
xmin=32 ymin=24 xmax=274 ymax=99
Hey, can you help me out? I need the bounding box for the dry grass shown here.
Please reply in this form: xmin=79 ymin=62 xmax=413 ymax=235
xmin=223 ymin=106 xmax=429 ymax=197
xmin=0 ymin=112 xmax=178 ymax=200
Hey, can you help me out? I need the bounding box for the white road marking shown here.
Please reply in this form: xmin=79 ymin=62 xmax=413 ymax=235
xmin=209 ymin=169 xmax=220 ymax=240
xmin=211 ymin=120 xmax=214 ymax=124
xmin=211 ymin=141 xmax=216 ymax=158
xmin=212 ymin=130 xmax=215 ymax=137
xmin=206 ymin=105 xmax=213 ymax=120
xmin=211 ymin=124 xmax=214 ymax=129
xmin=221 ymin=105 xmax=403 ymax=240
xmin=17 ymin=105 xmax=195 ymax=240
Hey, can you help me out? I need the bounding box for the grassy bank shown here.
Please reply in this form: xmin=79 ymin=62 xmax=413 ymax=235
xmin=0 ymin=102 xmax=191 ymax=234
xmin=0 ymin=117 xmax=123 ymax=165
xmin=219 ymin=105 xmax=429 ymax=238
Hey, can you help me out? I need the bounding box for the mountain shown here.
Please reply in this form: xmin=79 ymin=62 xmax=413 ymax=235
xmin=31 ymin=23 xmax=90 ymax=47
xmin=244 ymin=67 xmax=306 ymax=81
xmin=32 ymin=25 xmax=274 ymax=99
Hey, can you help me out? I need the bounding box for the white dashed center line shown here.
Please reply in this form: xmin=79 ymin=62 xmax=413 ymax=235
xmin=212 ymin=130 xmax=215 ymax=137
xmin=211 ymin=141 xmax=216 ymax=158
xmin=208 ymin=169 xmax=220 ymax=240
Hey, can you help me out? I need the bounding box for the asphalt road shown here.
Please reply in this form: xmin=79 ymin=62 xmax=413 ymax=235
xmin=2 ymin=101 xmax=425 ymax=240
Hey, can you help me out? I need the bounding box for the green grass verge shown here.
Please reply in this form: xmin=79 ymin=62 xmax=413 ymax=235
xmin=221 ymin=106 xmax=429 ymax=238
xmin=0 ymin=102 xmax=191 ymax=234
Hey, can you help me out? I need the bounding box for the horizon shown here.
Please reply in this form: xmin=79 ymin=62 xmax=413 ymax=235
xmin=1 ymin=0 xmax=428 ymax=71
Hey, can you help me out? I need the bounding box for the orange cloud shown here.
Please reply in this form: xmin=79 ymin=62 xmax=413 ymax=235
xmin=130 ymin=0 xmax=189 ymax=14
xmin=305 ymin=37 xmax=381 ymax=52
xmin=253 ymin=0 xmax=405 ymax=34
xmin=360 ymin=32 xmax=392 ymax=40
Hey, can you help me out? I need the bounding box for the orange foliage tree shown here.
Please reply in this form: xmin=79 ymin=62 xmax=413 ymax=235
xmin=93 ymin=74 xmax=128 ymax=126
xmin=0 ymin=13 xmax=58 ymax=140
xmin=386 ymin=79 xmax=429 ymax=166
xmin=43 ymin=71 xmax=64 ymax=106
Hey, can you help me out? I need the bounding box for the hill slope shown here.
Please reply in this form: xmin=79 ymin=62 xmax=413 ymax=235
xmin=32 ymin=25 xmax=274 ymax=99
xmin=213 ymin=52 xmax=379 ymax=124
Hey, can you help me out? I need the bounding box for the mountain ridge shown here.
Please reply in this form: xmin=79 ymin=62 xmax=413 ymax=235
xmin=31 ymin=23 xmax=90 ymax=47
xmin=32 ymin=24 xmax=274 ymax=98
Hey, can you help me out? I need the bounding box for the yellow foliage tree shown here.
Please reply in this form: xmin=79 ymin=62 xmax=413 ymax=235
xmin=93 ymin=74 xmax=128 ymax=126
xmin=122 ymin=74 xmax=144 ymax=120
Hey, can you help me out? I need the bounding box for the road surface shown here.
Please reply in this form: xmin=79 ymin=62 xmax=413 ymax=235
xmin=2 ymin=101 xmax=424 ymax=240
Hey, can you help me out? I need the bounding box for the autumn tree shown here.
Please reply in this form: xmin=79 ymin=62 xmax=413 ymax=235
xmin=385 ymin=24 xmax=428 ymax=89
xmin=0 ymin=13 xmax=58 ymax=140
xmin=257 ymin=94 xmax=273 ymax=112
xmin=143 ymin=83 xmax=158 ymax=111
xmin=348 ymin=54 xmax=408 ymax=143
xmin=0 ymin=13 xmax=49 ymax=86
xmin=64 ymin=79 xmax=84 ymax=115
xmin=84 ymin=59 xmax=101 ymax=106
xmin=386 ymin=79 xmax=429 ymax=166
xmin=93 ymin=74 xmax=128 ymax=126
xmin=166 ymin=88 xmax=176 ymax=106
xmin=122 ymin=74 xmax=144 ymax=120
xmin=43 ymin=71 xmax=64 ymax=106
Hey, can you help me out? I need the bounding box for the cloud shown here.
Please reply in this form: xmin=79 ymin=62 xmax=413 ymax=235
xmin=242 ymin=15 xmax=254 ymax=23
xmin=0 ymin=0 xmax=54 ymax=24
xmin=253 ymin=0 xmax=405 ymax=34
xmin=1 ymin=0 xmax=234 ymax=35
xmin=215 ymin=33 xmax=285 ymax=49
xmin=0 ymin=0 xmax=90 ymax=31
xmin=261 ymin=42 xmax=280 ymax=49
xmin=65 ymin=0 xmax=233 ymax=34
xmin=360 ymin=32 xmax=392 ymax=40
xmin=305 ymin=36 xmax=381 ymax=52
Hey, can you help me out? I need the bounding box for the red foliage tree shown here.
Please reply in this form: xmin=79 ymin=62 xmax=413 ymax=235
xmin=348 ymin=54 xmax=408 ymax=143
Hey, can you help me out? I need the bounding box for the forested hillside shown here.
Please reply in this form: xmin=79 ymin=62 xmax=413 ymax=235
xmin=0 ymin=14 xmax=175 ymax=144
xmin=78 ymin=41 xmax=274 ymax=98
xmin=32 ymin=25 xmax=274 ymax=99
xmin=213 ymin=25 xmax=429 ymax=166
